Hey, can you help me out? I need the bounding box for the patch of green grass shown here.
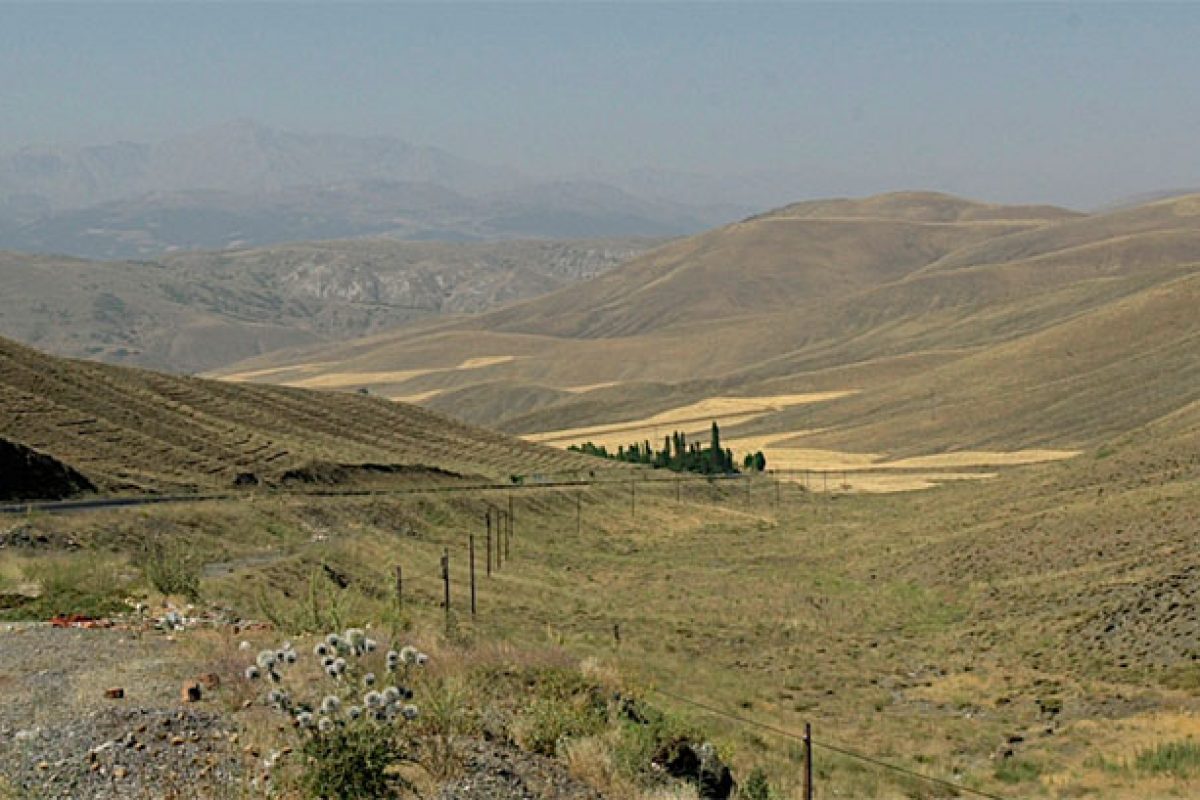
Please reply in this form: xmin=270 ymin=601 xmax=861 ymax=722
xmin=1134 ymin=740 xmax=1200 ymax=778
xmin=994 ymin=757 xmax=1043 ymax=784
xmin=0 ymin=553 xmax=132 ymax=620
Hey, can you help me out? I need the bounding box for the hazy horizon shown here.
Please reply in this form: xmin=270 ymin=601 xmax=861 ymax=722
xmin=3 ymin=3 xmax=1200 ymax=210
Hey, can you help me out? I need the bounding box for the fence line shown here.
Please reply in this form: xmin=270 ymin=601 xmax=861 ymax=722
xmin=388 ymin=481 xmax=1004 ymax=797
xmin=649 ymin=686 xmax=1012 ymax=800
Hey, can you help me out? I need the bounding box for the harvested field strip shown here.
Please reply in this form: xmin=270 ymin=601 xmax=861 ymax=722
xmin=526 ymin=392 xmax=856 ymax=446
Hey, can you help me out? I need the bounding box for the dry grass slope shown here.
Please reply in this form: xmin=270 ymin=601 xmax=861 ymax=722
xmin=0 ymin=335 xmax=608 ymax=495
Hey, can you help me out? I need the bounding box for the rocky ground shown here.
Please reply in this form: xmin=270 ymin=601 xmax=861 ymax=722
xmin=438 ymin=740 xmax=604 ymax=800
xmin=0 ymin=623 xmax=607 ymax=799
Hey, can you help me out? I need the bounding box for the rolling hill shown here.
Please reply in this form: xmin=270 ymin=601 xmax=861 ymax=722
xmin=216 ymin=191 xmax=1200 ymax=464
xmin=0 ymin=335 xmax=608 ymax=497
xmin=0 ymin=237 xmax=657 ymax=374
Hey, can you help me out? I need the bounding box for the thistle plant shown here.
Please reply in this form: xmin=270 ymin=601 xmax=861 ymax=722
xmin=240 ymin=627 xmax=429 ymax=799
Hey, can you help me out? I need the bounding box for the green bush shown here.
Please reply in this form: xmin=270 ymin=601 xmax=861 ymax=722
xmin=1135 ymin=740 xmax=1200 ymax=778
xmin=517 ymin=694 xmax=607 ymax=756
xmin=137 ymin=536 xmax=202 ymax=600
xmin=611 ymin=701 xmax=701 ymax=781
xmin=740 ymin=766 xmax=774 ymax=800
xmin=299 ymin=723 xmax=410 ymax=800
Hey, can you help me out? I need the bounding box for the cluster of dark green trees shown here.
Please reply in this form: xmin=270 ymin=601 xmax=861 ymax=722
xmin=568 ymin=421 xmax=765 ymax=475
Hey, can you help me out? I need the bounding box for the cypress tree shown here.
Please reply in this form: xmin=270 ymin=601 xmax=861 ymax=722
xmin=710 ymin=422 xmax=722 ymax=472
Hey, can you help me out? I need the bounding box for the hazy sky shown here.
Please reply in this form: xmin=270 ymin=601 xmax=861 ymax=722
xmin=2 ymin=2 xmax=1199 ymax=208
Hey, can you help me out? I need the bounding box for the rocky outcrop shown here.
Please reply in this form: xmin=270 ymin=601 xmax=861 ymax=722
xmin=0 ymin=437 xmax=95 ymax=501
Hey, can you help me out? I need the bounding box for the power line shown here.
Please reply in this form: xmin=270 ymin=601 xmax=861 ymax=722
xmin=648 ymin=686 xmax=1012 ymax=800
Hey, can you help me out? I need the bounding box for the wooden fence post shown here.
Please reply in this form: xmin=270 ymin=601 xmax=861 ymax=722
xmin=804 ymin=722 xmax=814 ymax=800
xmin=486 ymin=511 xmax=492 ymax=577
xmin=496 ymin=511 xmax=504 ymax=571
xmin=505 ymin=507 xmax=511 ymax=561
xmin=394 ymin=564 xmax=403 ymax=609
xmin=508 ymin=492 xmax=514 ymax=539
xmin=469 ymin=534 xmax=477 ymax=617
xmin=576 ymin=490 xmax=582 ymax=536
xmin=630 ymin=480 xmax=636 ymax=518
xmin=440 ymin=548 xmax=450 ymax=626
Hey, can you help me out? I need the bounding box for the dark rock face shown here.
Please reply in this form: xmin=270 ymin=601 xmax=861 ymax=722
xmin=654 ymin=740 xmax=736 ymax=800
xmin=0 ymin=437 xmax=95 ymax=501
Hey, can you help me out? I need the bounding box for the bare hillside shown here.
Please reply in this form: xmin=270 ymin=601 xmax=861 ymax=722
xmin=215 ymin=192 xmax=1200 ymax=456
xmin=0 ymin=237 xmax=657 ymax=373
xmin=0 ymin=336 xmax=604 ymax=496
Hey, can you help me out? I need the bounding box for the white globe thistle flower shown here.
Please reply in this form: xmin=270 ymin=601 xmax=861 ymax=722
xmin=245 ymin=665 xmax=261 ymax=680
xmin=239 ymin=641 xmax=252 ymax=652
xmin=362 ymin=672 xmax=376 ymax=688
xmin=281 ymin=640 xmax=292 ymax=651
xmin=343 ymin=628 xmax=366 ymax=647
xmin=256 ymin=650 xmax=277 ymax=670
xmin=284 ymin=649 xmax=298 ymax=664
xmin=274 ymin=649 xmax=287 ymax=665
xmin=399 ymin=646 xmax=418 ymax=665
xmin=318 ymin=717 xmax=334 ymax=734
xmin=321 ymin=656 xmax=335 ymax=668
xmin=324 ymin=633 xmax=341 ymax=649
xmin=400 ymin=704 xmax=420 ymax=721
xmin=325 ymin=665 xmax=338 ymax=679
xmin=295 ymin=711 xmax=314 ymax=728
xmin=364 ymin=690 xmax=383 ymax=709
xmin=415 ymin=652 xmax=429 ymax=667
xmin=363 ymin=638 xmax=377 ymax=653
xmin=333 ymin=657 xmax=347 ymax=675
xmin=386 ymin=649 xmax=400 ymax=663
xmin=314 ymin=643 xmax=329 ymax=658
xmin=347 ymin=705 xmax=362 ymax=720
xmin=320 ymin=695 xmax=341 ymax=715
xmin=267 ymin=689 xmax=286 ymax=706
xmin=382 ymin=686 xmax=400 ymax=705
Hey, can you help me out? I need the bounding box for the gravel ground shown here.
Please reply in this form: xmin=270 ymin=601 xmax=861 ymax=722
xmin=438 ymin=740 xmax=604 ymax=800
xmin=0 ymin=623 xmax=240 ymax=799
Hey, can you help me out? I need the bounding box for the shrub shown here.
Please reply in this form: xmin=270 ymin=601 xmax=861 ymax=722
xmin=740 ymin=766 xmax=773 ymax=800
xmin=514 ymin=694 xmax=607 ymax=756
xmin=137 ymin=536 xmax=202 ymax=600
xmin=299 ymin=723 xmax=408 ymax=800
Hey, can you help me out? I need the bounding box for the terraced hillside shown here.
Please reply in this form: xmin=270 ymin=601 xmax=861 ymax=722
xmin=0 ymin=335 xmax=605 ymax=496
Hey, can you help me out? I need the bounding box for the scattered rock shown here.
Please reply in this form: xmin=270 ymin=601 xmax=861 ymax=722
xmin=105 ymin=688 xmax=125 ymax=700
xmin=181 ymin=681 xmax=203 ymax=703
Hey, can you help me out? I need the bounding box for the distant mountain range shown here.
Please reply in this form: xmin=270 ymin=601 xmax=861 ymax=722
xmin=0 ymin=121 xmax=747 ymax=259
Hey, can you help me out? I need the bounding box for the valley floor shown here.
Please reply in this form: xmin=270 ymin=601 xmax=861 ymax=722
xmin=2 ymin=443 xmax=1199 ymax=798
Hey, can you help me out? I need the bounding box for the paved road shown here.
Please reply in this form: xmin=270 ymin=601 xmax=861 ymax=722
xmin=0 ymin=473 xmax=749 ymax=515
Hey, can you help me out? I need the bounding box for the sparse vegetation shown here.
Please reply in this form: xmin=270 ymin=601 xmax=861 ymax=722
xmin=1134 ymin=740 xmax=1200 ymax=778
